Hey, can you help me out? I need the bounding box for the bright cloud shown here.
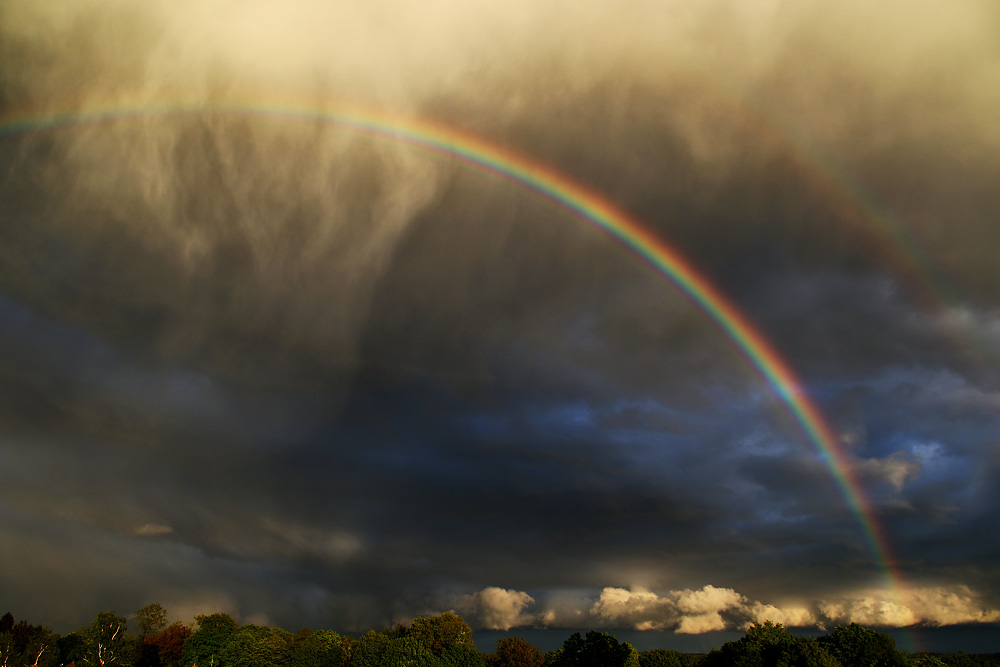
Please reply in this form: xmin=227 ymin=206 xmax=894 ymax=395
xmin=587 ymin=585 xmax=752 ymax=633
xmin=856 ymin=451 xmax=921 ymax=492
xmin=747 ymin=602 xmax=817 ymax=628
xmin=454 ymin=587 xmax=536 ymax=630
xmin=530 ymin=583 xmax=1000 ymax=634
xmin=820 ymin=586 xmax=1000 ymax=628
xmin=675 ymin=585 xmax=745 ymax=615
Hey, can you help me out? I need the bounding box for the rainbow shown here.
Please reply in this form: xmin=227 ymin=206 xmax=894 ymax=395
xmin=0 ymin=97 xmax=907 ymax=611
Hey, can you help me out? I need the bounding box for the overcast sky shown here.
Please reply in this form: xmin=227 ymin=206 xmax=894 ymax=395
xmin=1 ymin=0 xmax=999 ymax=652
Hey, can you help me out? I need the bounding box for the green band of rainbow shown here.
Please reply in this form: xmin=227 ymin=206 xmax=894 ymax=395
xmin=0 ymin=99 xmax=904 ymax=603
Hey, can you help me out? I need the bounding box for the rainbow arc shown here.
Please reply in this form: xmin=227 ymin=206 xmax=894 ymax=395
xmin=0 ymin=96 xmax=910 ymax=630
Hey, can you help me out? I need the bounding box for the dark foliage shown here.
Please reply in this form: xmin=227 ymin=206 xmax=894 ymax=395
xmin=3 ymin=606 xmax=1000 ymax=667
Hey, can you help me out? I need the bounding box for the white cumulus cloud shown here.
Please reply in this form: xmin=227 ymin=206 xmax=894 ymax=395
xmin=542 ymin=582 xmax=1000 ymax=634
xmin=819 ymin=585 xmax=1000 ymax=628
xmin=747 ymin=602 xmax=817 ymax=629
xmin=453 ymin=587 xmax=536 ymax=630
xmin=587 ymin=585 xmax=755 ymax=633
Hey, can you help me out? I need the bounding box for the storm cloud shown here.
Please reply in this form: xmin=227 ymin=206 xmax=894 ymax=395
xmin=1 ymin=0 xmax=999 ymax=650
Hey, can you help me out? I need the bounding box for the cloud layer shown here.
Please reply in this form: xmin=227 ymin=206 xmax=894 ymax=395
xmin=455 ymin=584 xmax=1000 ymax=634
xmin=1 ymin=0 xmax=999 ymax=647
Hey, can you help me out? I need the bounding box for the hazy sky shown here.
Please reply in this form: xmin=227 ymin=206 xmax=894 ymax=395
xmin=1 ymin=0 xmax=999 ymax=651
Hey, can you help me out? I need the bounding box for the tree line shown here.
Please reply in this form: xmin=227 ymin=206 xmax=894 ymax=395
xmin=0 ymin=605 xmax=997 ymax=667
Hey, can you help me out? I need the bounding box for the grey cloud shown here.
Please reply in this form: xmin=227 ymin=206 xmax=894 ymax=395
xmin=1 ymin=0 xmax=999 ymax=644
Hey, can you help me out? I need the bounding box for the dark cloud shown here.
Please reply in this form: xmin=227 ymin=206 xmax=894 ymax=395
xmin=1 ymin=0 xmax=999 ymax=648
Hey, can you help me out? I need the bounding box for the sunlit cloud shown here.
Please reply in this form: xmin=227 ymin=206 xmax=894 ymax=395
xmin=819 ymin=586 xmax=1000 ymax=628
xmin=134 ymin=523 xmax=173 ymax=536
xmin=453 ymin=587 xmax=536 ymax=630
xmin=855 ymin=451 xmax=921 ymax=493
xmin=517 ymin=583 xmax=1000 ymax=634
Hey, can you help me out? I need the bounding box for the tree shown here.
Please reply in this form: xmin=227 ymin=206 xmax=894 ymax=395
xmin=439 ymin=641 xmax=486 ymax=667
xmin=818 ymin=624 xmax=908 ymax=667
xmin=149 ymin=623 xmax=192 ymax=667
xmin=910 ymin=656 xmax=948 ymax=667
xmin=57 ymin=633 xmax=88 ymax=666
xmin=78 ymin=611 xmax=134 ymax=667
xmin=350 ymin=631 xmax=389 ymax=667
xmin=339 ymin=635 xmax=357 ymax=667
xmin=787 ymin=639 xmax=842 ymax=667
xmin=287 ymin=629 xmax=344 ymax=667
xmin=180 ymin=613 xmax=238 ymax=667
xmin=547 ymin=630 xmax=639 ymax=667
xmin=380 ymin=635 xmax=440 ymax=667
xmin=0 ymin=615 xmax=58 ymax=667
xmin=703 ymin=621 xmax=839 ymax=667
xmin=409 ymin=613 xmax=477 ymax=658
xmin=134 ymin=605 xmax=168 ymax=641
xmin=218 ymin=625 xmax=291 ymax=667
xmin=639 ymin=649 xmax=685 ymax=667
xmin=486 ymin=637 xmax=544 ymax=667
xmin=14 ymin=622 xmax=59 ymax=667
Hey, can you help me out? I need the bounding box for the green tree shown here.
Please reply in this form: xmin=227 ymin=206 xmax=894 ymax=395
xmin=703 ymin=621 xmax=839 ymax=667
xmin=910 ymin=656 xmax=948 ymax=667
xmin=78 ymin=611 xmax=134 ymax=667
xmin=57 ymin=633 xmax=88 ymax=666
xmin=547 ymin=630 xmax=639 ymax=667
xmin=380 ymin=635 xmax=440 ymax=667
xmin=218 ymin=625 xmax=291 ymax=667
xmin=409 ymin=613 xmax=477 ymax=658
xmin=788 ymin=639 xmax=842 ymax=667
xmin=0 ymin=615 xmax=59 ymax=667
xmin=287 ymin=629 xmax=345 ymax=667
xmin=818 ymin=624 xmax=908 ymax=667
xmin=133 ymin=605 xmax=168 ymax=641
xmin=439 ymin=641 xmax=486 ymax=667
xmin=16 ymin=622 xmax=59 ymax=667
xmin=339 ymin=635 xmax=357 ymax=667
xmin=486 ymin=637 xmax=544 ymax=667
xmin=180 ymin=614 xmax=238 ymax=667
xmin=640 ymin=649 xmax=686 ymax=667
xmin=350 ymin=631 xmax=390 ymax=667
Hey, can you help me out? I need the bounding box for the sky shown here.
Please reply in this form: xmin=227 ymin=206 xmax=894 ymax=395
xmin=1 ymin=0 xmax=1000 ymax=653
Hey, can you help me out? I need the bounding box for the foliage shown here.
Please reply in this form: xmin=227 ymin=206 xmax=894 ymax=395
xmin=180 ymin=613 xmax=238 ymax=667
xmin=148 ymin=623 xmax=192 ymax=667
xmin=351 ymin=631 xmax=391 ymax=667
xmin=379 ymin=635 xmax=440 ymax=667
xmin=76 ymin=611 xmax=136 ymax=667
xmin=57 ymin=632 xmax=88 ymax=666
xmin=910 ymin=656 xmax=948 ymax=667
xmin=702 ymin=621 xmax=839 ymax=667
xmin=7 ymin=607 xmax=1000 ymax=667
xmin=0 ymin=613 xmax=59 ymax=667
xmin=340 ymin=635 xmax=358 ymax=667
xmin=486 ymin=636 xmax=545 ymax=667
xmin=218 ymin=624 xmax=291 ymax=667
xmin=546 ymin=630 xmax=640 ymax=667
xmin=641 ymin=648 xmax=703 ymax=667
xmin=288 ymin=629 xmax=345 ymax=667
xmin=932 ymin=653 xmax=1000 ymax=667
xmin=818 ymin=624 xmax=907 ymax=667
xmin=439 ymin=641 xmax=486 ymax=667
xmin=349 ymin=614 xmax=484 ymax=667
xmin=409 ymin=613 xmax=477 ymax=658
xmin=133 ymin=605 xmax=168 ymax=641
